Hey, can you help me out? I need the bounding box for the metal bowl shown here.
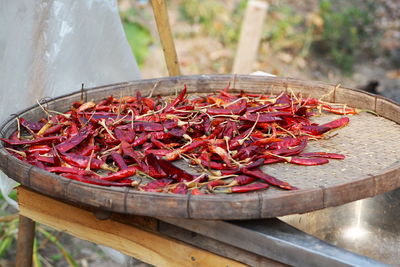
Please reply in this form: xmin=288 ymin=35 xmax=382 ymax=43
xmin=281 ymin=187 xmax=400 ymax=266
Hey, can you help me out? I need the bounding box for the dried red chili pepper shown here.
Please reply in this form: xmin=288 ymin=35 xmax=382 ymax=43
xmin=164 ymin=84 xmax=187 ymax=113
xmin=0 ymin=136 xmax=64 ymax=146
xmin=247 ymin=103 xmax=274 ymax=113
xmin=56 ymin=125 xmax=93 ymax=152
xmin=140 ymin=178 xmax=174 ymax=192
xmin=321 ymin=117 xmax=350 ymax=130
xmin=207 ymin=179 xmax=226 ymax=191
xmin=62 ymin=173 xmax=132 ymax=186
xmin=80 ymin=145 xmax=100 ymax=157
xmin=191 ymin=188 xmax=204 ymax=195
xmin=158 ymin=158 xmax=194 ymax=182
xmin=201 ymin=159 xmax=229 ymax=170
xmin=242 ymin=158 xmax=265 ymax=170
xmin=300 ymin=124 xmax=330 ymax=136
xmin=7 ymin=131 xmax=20 ymax=141
xmin=30 ymin=153 xmax=56 ymax=164
xmin=114 ymin=128 xmax=136 ymax=143
xmin=142 ymin=153 xmax=167 ymax=178
xmin=242 ymin=168 xmax=297 ymax=190
xmin=110 ymin=152 xmax=128 ymax=170
xmin=268 ymin=137 xmax=300 ymax=150
xmin=263 ymin=158 xmax=285 ymax=164
xmin=19 ymin=118 xmax=44 ymax=132
xmin=33 ymin=159 xmax=47 ymax=169
xmin=143 ymin=149 xmax=170 ymax=157
xmin=301 ymin=117 xmax=349 ymax=136
xmin=2 ymin=85 xmax=357 ymax=195
xmin=100 ymin=167 xmax=137 ymax=181
xmin=59 ymin=152 xmax=109 ymax=170
xmin=216 ymin=183 xmax=269 ymax=193
xmin=298 ymin=152 xmax=345 ymax=160
xmin=227 ymin=175 xmax=257 ymax=186
xmin=46 ymin=166 xmax=90 ymax=176
xmin=240 ymin=113 xmax=282 ymax=123
xmin=132 ymin=121 xmax=164 ymax=132
xmin=206 ymin=104 xmax=247 ymax=116
xmin=150 ymin=136 xmax=170 ymax=149
xmin=77 ymin=101 xmax=96 ymax=112
xmin=131 ymin=133 xmax=149 ymax=147
xmin=164 ymin=140 xmax=207 ymax=161
xmin=253 ymin=137 xmax=282 ymax=147
xmin=295 ymin=106 xmax=308 ymax=117
xmin=27 ymin=145 xmax=52 ymax=154
xmin=171 ymin=183 xmax=188 ymax=194
xmin=42 ymin=124 xmax=64 ymax=136
xmin=232 ymin=145 xmax=260 ymax=160
xmin=121 ymin=140 xmax=143 ymax=163
xmin=209 ymin=145 xmax=231 ymax=166
xmin=288 ymin=157 xmax=329 ymax=166
xmin=272 ymin=138 xmax=308 ymax=157
xmin=166 ymin=128 xmax=184 ymax=138
xmin=322 ymin=105 xmax=358 ymax=115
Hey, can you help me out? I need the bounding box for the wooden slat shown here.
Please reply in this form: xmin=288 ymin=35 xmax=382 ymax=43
xmin=376 ymin=96 xmax=400 ymax=123
xmin=150 ymin=0 xmax=181 ymax=76
xmin=159 ymin=221 xmax=285 ymax=267
xmin=233 ymin=0 xmax=268 ymax=74
xmin=17 ymin=187 xmax=244 ymax=267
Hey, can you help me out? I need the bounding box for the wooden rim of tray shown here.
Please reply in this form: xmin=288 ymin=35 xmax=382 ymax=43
xmin=1 ymin=75 xmax=400 ymax=219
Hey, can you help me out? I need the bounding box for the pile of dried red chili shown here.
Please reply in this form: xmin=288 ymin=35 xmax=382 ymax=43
xmin=1 ymin=85 xmax=357 ymax=194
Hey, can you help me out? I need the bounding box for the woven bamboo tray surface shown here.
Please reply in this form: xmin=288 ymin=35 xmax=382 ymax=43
xmin=1 ymin=75 xmax=400 ymax=219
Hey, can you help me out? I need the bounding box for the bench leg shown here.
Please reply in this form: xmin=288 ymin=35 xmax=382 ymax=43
xmin=16 ymin=215 xmax=35 ymax=267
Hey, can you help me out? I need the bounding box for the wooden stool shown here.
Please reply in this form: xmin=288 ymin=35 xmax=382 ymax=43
xmin=16 ymin=186 xmax=282 ymax=266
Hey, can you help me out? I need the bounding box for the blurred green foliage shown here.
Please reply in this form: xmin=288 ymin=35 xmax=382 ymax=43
xmin=0 ymin=189 xmax=16 ymax=203
xmin=0 ymin=215 xmax=79 ymax=266
xmin=315 ymin=0 xmax=379 ymax=73
xmin=178 ymin=0 xmax=380 ymax=74
xmin=123 ymin=22 xmax=152 ymax=66
xmin=0 ymin=187 xmax=77 ymax=265
xmin=120 ymin=8 xmax=153 ymax=67
xmin=262 ymin=5 xmax=307 ymax=54
xmin=0 ymin=218 xmax=17 ymax=258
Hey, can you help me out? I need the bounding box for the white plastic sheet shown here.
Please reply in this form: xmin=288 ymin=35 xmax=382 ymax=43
xmin=0 ymin=0 xmax=141 ymax=208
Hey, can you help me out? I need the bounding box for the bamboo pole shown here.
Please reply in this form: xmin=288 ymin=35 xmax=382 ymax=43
xmin=150 ymin=0 xmax=181 ymax=76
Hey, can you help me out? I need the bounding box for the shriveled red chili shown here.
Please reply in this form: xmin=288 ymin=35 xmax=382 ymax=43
xmin=1 ymin=84 xmax=358 ymax=194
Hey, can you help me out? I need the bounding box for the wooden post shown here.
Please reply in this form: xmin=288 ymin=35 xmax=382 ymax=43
xmin=16 ymin=215 xmax=36 ymax=267
xmin=233 ymin=0 xmax=268 ymax=74
xmin=150 ymin=0 xmax=181 ymax=76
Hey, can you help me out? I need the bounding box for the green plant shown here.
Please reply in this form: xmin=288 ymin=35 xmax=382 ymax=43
xmin=120 ymin=7 xmax=153 ymax=67
xmin=0 ymin=188 xmax=78 ymax=266
xmin=262 ymin=5 xmax=305 ymax=53
xmin=37 ymin=226 xmax=79 ymax=266
xmin=0 ymin=215 xmax=79 ymax=266
xmin=123 ymin=22 xmax=153 ymax=66
xmin=0 ymin=216 xmax=18 ymax=258
xmin=314 ymin=0 xmax=379 ymax=73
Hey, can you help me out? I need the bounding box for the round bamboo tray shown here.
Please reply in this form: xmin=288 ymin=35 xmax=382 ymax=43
xmin=1 ymin=75 xmax=400 ymax=220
